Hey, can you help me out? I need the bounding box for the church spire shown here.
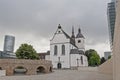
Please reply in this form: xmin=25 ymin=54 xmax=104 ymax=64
xmin=76 ymin=27 xmax=84 ymax=38
xmin=78 ymin=28 xmax=81 ymax=33
xmin=71 ymin=26 xmax=75 ymax=38
xmin=72 ymin=26 xmax=74 ymax=34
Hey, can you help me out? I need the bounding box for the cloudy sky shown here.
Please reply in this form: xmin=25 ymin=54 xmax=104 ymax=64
xmin=0 ymin=0 xmax=111 ymax=57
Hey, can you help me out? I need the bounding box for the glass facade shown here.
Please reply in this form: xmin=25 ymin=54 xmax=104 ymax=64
xmin=107 ymin=1 xmax=116 ymax=50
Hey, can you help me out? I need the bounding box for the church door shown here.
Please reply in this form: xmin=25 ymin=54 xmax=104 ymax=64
xmin=57 ymin=63 xmax=62 ymax=69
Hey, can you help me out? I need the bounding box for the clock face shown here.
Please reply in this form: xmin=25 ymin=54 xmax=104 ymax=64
xmin=78 ymin=40 xmax=81 ymax=43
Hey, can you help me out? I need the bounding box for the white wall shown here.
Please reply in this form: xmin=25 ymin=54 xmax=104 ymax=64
xmin=71 ymin=54 xmax=88 ymax=67
xmin=71 ymin=54 xmax=80 ymax=67
xmin=45 ymin=55 xmax=50 ymax=60
xmin=50 ymin=30 xmax=69 ymax=44
xmin=83 ymin=55 xmax=88 ymax=66
xmin=50 ymin=43 xmax=71 ymax=68
xmin=75 ymin=38 xmax=85 ymax=50
xmin=0 ymin=70 xmax=6 ymax=76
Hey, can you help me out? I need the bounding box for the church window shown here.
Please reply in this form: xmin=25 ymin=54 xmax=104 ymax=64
xmin=62 ymin=45 xmax=65 ymax=55
xmin=78 ymin=40 xmax=81 ymax=43
xmin=54 ymin=45 xmax=57 ymax=55
xmin=81 ymin=56 xmax=83 ymax=65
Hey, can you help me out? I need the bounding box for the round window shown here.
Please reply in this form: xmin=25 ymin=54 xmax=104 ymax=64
xmin=78 ymin=40 xmax=81 ymax=43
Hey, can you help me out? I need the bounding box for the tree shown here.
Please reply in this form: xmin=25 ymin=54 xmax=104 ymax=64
xmin=85 ymin=49 xmax=100 ymax=66
xmin=15 ymin=43 xmax=39 ymax=59
xmin=100 ymin=57 xmax=106 ymax=64
xmin=108 ymin=55 xmax=111 ymax=59
xmin=85 ymin=49 xmax=95 ymax=60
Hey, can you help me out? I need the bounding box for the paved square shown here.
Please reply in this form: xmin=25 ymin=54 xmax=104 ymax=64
xmin=0 ymin=70 xmax=112 ymax=80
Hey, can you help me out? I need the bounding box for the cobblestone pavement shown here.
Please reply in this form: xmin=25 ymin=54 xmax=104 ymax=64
xmin=0 ymin=70 xmax=112 ymax=80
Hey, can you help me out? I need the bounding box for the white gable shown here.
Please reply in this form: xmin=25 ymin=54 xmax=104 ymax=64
xmin=50 ymin=28 xmax=69 ymax=44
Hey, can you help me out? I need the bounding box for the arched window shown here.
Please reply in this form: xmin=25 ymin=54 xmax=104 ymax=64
xmin=62 ymin=45 xmax=65 ymax=55
xmin=54 ymin=45 xmax=57 ymax=55
xmin=81 ymin=56 xmax=83 ymax=65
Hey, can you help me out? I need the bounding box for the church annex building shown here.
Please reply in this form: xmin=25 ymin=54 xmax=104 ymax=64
xmin=39 ymin=24 xmax=88 ymax=69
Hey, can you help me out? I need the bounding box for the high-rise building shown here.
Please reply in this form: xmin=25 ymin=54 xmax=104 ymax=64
xmin=3 ymin=35 xmax=16 ymax=58
xmin=4 ymin=35 xmax=15 ymax=52
xmin=107 ymin=0 xmax=117 ymax=50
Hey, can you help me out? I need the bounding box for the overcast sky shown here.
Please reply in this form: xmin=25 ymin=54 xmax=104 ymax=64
xmin=0 ymin=0 xmax=111 ymax=57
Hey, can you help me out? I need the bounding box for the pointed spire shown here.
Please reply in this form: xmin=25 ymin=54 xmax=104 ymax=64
xmin=71 ymin=26 xmax=75 ymax=38
xmin=58 ymin=24 xmax=61 ymax=29
xmin=72 ymin=26 xmax=74 ymax=35
xmin=71 ymin=26 xmax=76 ymax=44
xmin=78 ymin=28 xmax=81 ymax=33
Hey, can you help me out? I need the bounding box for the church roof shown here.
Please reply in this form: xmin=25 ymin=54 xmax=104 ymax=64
xmin=60 ymin=26 xmax=77 ymax=48
xmin=76 ymin=28 xmax=84 ymax=38
xmin=70 ymin=49 xmax=84 ymax=54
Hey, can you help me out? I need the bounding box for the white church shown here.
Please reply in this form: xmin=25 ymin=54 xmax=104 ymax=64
xmin=39 ymin=24 xmax=88 ymax=69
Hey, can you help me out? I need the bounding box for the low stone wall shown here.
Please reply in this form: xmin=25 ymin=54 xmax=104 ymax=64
xmin=0 ymin=59 xmax=52 ymax=76
xmin=0 ymin=70 xmax=6 ymax=76
xmin=98 ymin=58 xmax=113 ymax=75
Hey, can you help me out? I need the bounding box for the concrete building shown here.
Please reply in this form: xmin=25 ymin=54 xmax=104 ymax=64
xmin=49 ymin=24 xmax=88 ymax=69
xmin=98 ymin=1 xmax=120 ymax=80
xmin=113 ymin=0 xmax=120 ymax=79
xmin=104 ymin=51 xmax=112 ymax=60
xmin=107 ymin=0 xmax=117 ymax=50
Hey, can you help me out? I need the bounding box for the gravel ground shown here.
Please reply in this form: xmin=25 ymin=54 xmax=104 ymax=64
xmin=0 ymin=70 xmax=112 ymax=80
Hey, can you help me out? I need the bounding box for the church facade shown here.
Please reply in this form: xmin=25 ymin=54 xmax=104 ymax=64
xmin=49 ymin=24 xmax=88 ymax=69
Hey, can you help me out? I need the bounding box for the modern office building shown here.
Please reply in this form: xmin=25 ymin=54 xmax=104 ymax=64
xmin=107 ymin=0 xmax=117 ymax=50
xmin=4 ymin=35 xmax=15 ymax=52
xmin=3 ymin=35 xmax=16 ymax=58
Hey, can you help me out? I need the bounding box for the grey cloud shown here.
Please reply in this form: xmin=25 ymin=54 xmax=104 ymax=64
xmin=0 ymin=0 xmax=111 ymax=53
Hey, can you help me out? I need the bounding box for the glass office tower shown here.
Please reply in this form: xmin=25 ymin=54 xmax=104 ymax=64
xmin=107 ymin=0 xmax=116 ymax=50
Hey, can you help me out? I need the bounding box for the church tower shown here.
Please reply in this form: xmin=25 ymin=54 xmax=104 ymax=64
xmin=75 ymin=28 xmax=85 ymax=51
xmin=71 ymin=26 xmax=75 ymax=44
